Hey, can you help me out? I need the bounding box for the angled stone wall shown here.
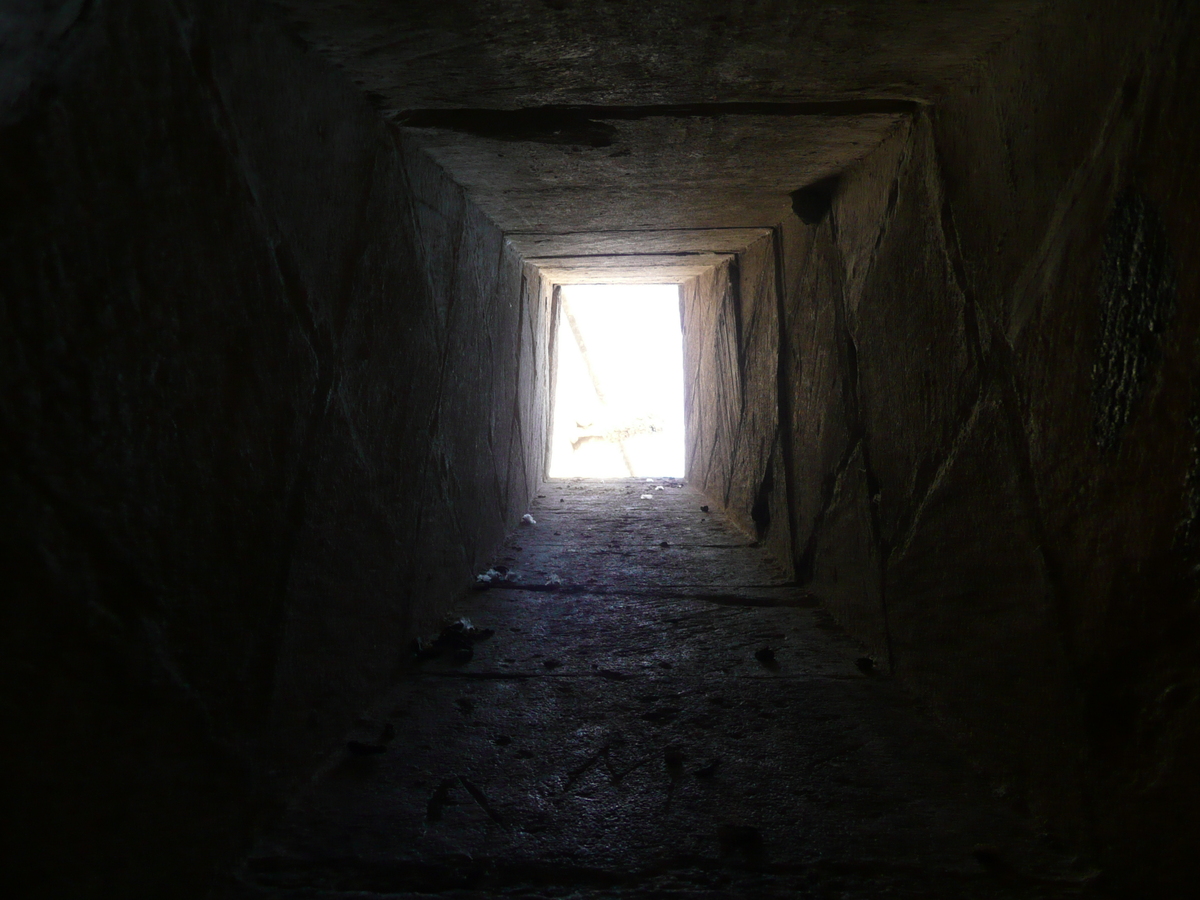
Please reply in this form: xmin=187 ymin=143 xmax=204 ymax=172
xmin=685 ymin=1 xmax=1200 ymax=889
xmin=682 ymin=234 xmax=792 ymax=572
xmin=0 ymin=0 xmax=547 ymax=894
xmin=931 ymin=1 xmax=1200 ymax=887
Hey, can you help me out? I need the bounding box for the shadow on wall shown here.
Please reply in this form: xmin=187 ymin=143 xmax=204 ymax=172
xmin=0 ymin=0 xmax=549 ymax=895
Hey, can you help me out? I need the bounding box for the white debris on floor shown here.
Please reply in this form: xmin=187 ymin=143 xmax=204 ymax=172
xmin=476 ymin=568 xmax=519 ymax=584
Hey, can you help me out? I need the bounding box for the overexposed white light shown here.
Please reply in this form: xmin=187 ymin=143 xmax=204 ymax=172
xmin=549 ymin=284 xmax=685 ymax=477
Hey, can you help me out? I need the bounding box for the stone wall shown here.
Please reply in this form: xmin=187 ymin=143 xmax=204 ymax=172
xmin=681 ymin=234 xmax=792 ymax=571
xmin=933 ymin=1 xmax=1200 ymax=887
xmin=0 ymin=0 xmax=547 ymax=894
xmin=684 ymin=0 xmax=1200 ymax=889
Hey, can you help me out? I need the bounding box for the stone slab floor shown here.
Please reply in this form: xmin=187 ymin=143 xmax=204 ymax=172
xmin=216 ymin=480 xmax=1096 ymax=899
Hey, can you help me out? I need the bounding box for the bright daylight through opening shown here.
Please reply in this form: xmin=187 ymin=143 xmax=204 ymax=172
xmin=549 ymin=284 xmax=685 ymax=478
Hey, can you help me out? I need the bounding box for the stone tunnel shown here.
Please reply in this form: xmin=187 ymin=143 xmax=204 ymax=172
xmin=2 ymin=0 xmax=1199 ymax=896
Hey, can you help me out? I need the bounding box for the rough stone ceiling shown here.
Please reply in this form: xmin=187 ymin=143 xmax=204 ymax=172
xmin=271 ymin=0 xmax=1045 ymax=281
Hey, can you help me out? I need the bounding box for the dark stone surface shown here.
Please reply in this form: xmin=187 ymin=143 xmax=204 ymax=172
xmin=214 ymin=481 xmax=1087 ymax=899
xmin=1002 ymin=9 xmax=1200 ymax=891
xmin=808 ymin=443 xmax=888 ymax=668
xmin=837 ymin=113 xmax=978 ymax=552
xmin=778 ymin=217 xmax=853 ymax=576
xmin=268 ymin=0 xmax=1043 ymax=260
xmin=682 ymin=236 xmax=791 ymax=574
xmin=534 ymin=251 xmax=733 ymax=285
xmin=402 ymin=111 xmax=904 ymax=243
xmin=0 ymin=0 xmax=546 ymax=894
xmin=884 ymin=389 xmax=1084 ymax=831
xmin=270 ymin=1 xmax=1043 ymax=110
xmin=1092 ymin=190 xmax=1177 ymax=451
xmin=682 ymin=261 xmax=740 ymax=508
xmin=677 ymin=3 xmax=1200 ymax=891
xmin=509 ymin=227 xmax=772 ymax=260
xmin=4 ymin=0 xmax=1200 ymax=895
xmin=722 ymin=235 xmax=785 ymax=549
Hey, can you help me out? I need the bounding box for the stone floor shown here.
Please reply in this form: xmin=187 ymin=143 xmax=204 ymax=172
xmin=215 ymin=479 xmax=1097 ymax=899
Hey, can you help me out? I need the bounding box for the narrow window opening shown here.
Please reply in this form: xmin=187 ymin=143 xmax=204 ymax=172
xmin=548 ymin=283 xmax=685 ymax=478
